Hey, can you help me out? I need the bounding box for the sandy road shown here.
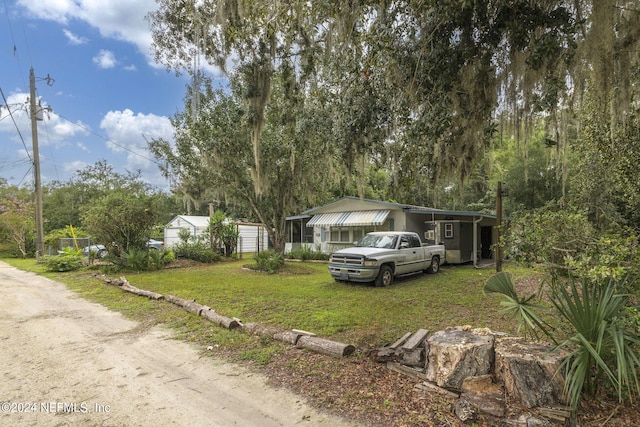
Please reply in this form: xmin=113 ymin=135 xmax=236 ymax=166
xmin=0 ymin=261 xmax=356 ymax=427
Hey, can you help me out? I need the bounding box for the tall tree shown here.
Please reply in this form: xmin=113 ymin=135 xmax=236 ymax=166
xmin=148 ymin=0 xmax=577 ymax=200
xmin=149 ymin=72 xmax=338 ymax=251
xmin=0 ymin=187 xmax=35 ymax=258
xmin=43 ymin=161 xmax=179 ymax=233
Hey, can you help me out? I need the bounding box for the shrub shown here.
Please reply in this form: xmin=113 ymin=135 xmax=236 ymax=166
xmin=287 ymin=246 xmax=329 ymax=261
xmin=40 ymin=247 xmax=84 ymax=272
xmin=503 ymin=206 xmax=639 ymax=284
xmin=174 ymin=241 xmax=220 ymax=263
xmin=252 ymin=250 xmax=284 ymax=273
xmin=485 ymin=273 xmax=640 ymax=409
xmin=148 ymin=248 xmax=175 ymax=270
xmin=122 ymin=247 xmax=150 ymax=272
xmin=552 ymin=277 xmax=640 ymax=409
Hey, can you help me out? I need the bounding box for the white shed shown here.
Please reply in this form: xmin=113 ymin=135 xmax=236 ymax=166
xmin=164 ymin=215 xmax=269 ymax=254
xmin=164 ymin=215 xmax=211 ymax=247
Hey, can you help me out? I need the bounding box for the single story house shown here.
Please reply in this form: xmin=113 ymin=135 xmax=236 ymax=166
xmin=285 ymin=196 xmax=497 ymax=266
xmin=164 ymin=215 xmax=269 ymax=254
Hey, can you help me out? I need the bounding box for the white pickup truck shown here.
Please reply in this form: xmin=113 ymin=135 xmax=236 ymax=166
xmin=328 ymin=231 xmax=445 ymax=287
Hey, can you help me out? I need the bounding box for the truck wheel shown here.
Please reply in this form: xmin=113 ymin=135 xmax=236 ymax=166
xmin=427 ymin=257 xmax=440 ymax=274
xmin=375 ymin=265 xmax=394 ymax=287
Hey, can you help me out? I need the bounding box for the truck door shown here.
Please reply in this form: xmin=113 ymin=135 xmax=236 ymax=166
xmin=397 ymin=234 xmax=421 ymax=274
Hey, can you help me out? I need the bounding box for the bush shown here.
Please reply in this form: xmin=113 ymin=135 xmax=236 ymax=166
xmin=174 ymin=241 xmax=220 ymax=263
xmin=485 ymin=273 xmax=640 ymax=409
xmin=252 ymin=250 xmax=284 ymax=274
xmin=121 ymin=247 xmax=150 ymax=272
xmin=287 ymin=246 xmax=329 ymax=261
xmin=40 ymin=248 xmax=84 ymax=272
xmin=503 ymin=206 xmax=639 ymax=285
xmin=148 ymin=248 xmax=175 ymax=270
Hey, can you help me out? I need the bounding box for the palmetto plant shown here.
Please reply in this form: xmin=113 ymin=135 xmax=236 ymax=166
xmin=484 ymin=272 xmax=553 ymax=341
xmin=485 ymin=272 xmax=640 ymax=409
xmin=550 ymin=277 xmax=640 ymax=409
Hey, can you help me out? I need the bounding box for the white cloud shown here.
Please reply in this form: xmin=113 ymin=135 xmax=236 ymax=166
xmin=93 ymin=49 xmax=117 ymax=69
xmin=17 ymin=0 xmax=223 ymax=75
xmin=99 ymin=109 xmax=173 ymax=186
xmin=18 ymin=0 xmax=158 ymax=63
xmin=63 ymin=29 xmax=88 ymax=45
xmin=0 ymin=90 xmax=90 ymax=147
xmin=63 ymin=160 xmax=90 ymax=175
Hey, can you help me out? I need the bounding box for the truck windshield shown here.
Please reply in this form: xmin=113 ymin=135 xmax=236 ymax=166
xmin=356 ymin=234 xmax=398 ymax=249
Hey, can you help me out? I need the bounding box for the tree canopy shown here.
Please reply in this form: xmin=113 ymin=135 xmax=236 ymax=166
xmin=145 ymin=0 xmax=640 ymax=235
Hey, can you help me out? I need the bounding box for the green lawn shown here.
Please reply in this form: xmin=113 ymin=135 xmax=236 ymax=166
xmin=2 ymin=257 xmax=539 ymax=351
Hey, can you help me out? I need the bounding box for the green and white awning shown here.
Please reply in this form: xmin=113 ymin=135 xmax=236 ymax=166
xmin=306 ymin=210 xmax=390 ymax=227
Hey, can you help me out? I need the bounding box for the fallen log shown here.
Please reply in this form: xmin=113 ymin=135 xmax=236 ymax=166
xmin=200 ymin=308 xmax=240 ymax=330
xmin=183 ymin=300 xmax=206 ymax=315
xmin=240 ymin=322 xmax=285 ymax=338
xmin=120 ymin=282 xmax=164 ymax=300
xmin=273 ymin=330 xmax=304 ymax=345
xmin=97 ymin=275 xmax=163 ymax=300
xmin=296 ymin=335 xmax=355 ymax=357
xmin=166 ymin=294 xmax=192 ymax=308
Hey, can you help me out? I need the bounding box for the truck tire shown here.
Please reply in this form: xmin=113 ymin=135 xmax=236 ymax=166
xmin=426 ymin=256 xmax=440 ymax=274
xmin=375 ymin=265 xmax=394 ymax=287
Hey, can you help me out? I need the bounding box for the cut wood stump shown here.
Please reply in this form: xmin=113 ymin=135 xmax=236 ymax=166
xmin=296 ymin=336 xmax=355 ymax=357
xmin=425 ymin=327 xmax=494 ymax=391
xmin=494 ymin=338 xmax=567 ymax=408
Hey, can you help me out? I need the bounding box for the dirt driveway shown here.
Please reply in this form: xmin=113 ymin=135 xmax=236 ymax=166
xmin=0 ymin=261 xmax=357 ymax=426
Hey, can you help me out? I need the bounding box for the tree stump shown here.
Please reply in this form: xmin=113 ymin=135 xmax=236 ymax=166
xmin=494 ymin=338 xmax=568 ymax=408
xmin=425 ymin=328 xmax=494 ymax=391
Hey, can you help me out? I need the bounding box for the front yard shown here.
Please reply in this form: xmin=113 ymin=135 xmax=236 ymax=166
xmin=4 ymin=257 xmax=636 ymax=426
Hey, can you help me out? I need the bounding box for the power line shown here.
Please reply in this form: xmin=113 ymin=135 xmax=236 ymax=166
xmin=55 ymin=111 xmax=162 ymax=165
xmin=0 ymin=85 xmax=32 ymax=161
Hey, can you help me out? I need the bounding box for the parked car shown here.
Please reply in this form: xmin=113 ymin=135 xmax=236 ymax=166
xmin=147 ymin=239 xmax=165 ymax=250
xmin=81 ymin=244 xmax=107 ymax=258
xmin=328 ymin=231 xmax=445 ymax=287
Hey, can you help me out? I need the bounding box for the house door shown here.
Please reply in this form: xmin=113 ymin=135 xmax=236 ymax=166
xmin=480 ymin=226 xmax=492 ymax=259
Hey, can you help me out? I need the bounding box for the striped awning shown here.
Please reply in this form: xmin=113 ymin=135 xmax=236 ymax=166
xmin=306 ymin=210 xmax=390 ymax=227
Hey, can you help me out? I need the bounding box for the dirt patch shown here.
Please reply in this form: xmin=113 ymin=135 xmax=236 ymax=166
xmin=0 ymin=261 xmax=356 ymax=427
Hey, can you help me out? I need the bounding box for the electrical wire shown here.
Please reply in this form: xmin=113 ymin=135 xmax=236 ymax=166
xmin=55 ymin=112 xmax=162 ymax=165
xmin=0 ymin=85 xmax=32 ymax=162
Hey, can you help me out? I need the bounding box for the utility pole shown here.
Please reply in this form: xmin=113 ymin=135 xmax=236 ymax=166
xmin=29 ymin=67 xmax=44 ymax=258
xmin=28 ymin=68 xmax=53 ymax=258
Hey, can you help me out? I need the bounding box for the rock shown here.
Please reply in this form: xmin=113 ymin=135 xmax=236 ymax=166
xmin=425 ymin=328 xmax=494 ymax=391
xmin=454 ymin=397 xmax=477 ymax=422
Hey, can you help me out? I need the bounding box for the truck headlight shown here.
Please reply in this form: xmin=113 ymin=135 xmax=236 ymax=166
xmin=363 ymin=258 xmax=377 ymax=267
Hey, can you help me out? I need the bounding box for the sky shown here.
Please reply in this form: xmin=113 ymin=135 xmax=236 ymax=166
xmin=0 ymin=0 xmax=211 ymax=191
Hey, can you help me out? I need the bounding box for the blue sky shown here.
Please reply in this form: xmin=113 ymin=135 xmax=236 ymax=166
xmin=0 ymin=0 xmax=207 ymax=190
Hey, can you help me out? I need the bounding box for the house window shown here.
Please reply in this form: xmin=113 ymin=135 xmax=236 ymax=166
xmin=353 ymin=228 xmax=363 ymax=243
xmin=330 ymin=227 xmax=351 ymax=242
xmin=444 ymin=223 xmax=454 ymax=239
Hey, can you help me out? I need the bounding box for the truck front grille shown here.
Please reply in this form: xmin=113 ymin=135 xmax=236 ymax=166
xmin=330 ymin=254 xmax=363 ymax=266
